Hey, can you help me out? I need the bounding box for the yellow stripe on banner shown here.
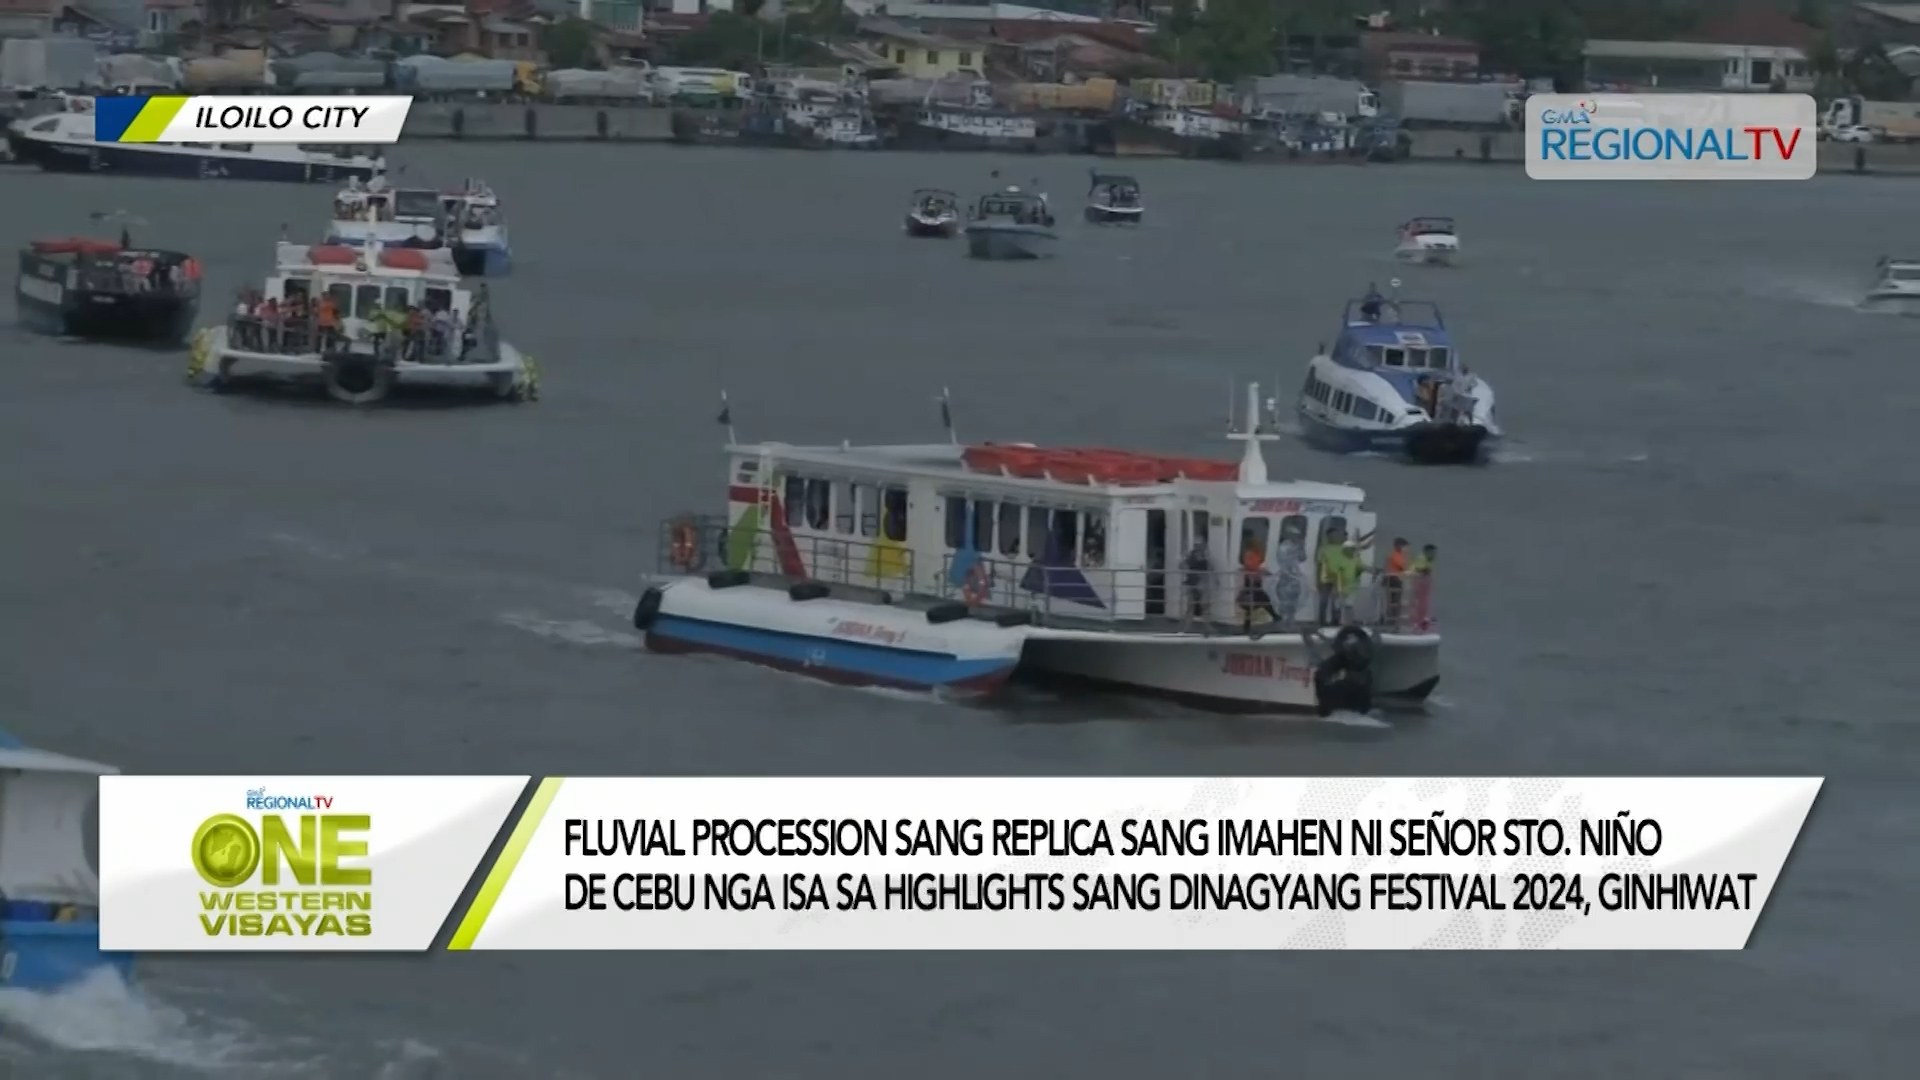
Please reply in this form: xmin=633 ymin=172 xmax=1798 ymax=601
xmin=446 ymin=777 xmax=564 ymax=950
xmin=121 ymin=97 xmax=190 ymax=143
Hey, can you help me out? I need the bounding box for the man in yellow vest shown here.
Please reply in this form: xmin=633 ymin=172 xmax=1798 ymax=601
xmin=1332 ymin=539 xmax=1363 ymax=624
xmin=1315 ymin=539 xmax=1344 ymax=626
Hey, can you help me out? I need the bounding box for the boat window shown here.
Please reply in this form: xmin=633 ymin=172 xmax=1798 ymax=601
xmin=183 ymin=142 xmax=212 ymax=148
xmin=1383 ymin=348 xmax=1405 ymax=367
xmin=1048 ymin=511 xmax=1079 ymax=565
xmin=972 ymin=499 xmax=995 ymax=551
xmin=1082 ymin=512 xmax=1106 ymax=568
xmin=384 ymin=286 xmax=410 ymax=311
xmin=1026 ymin=505 xmax=1050 ymax=560
xmin=997 ymin=502 xmax=1021 ymax=556
xmin=1317 ymin=515 xmax=1349 ymax=549
xmin=1239 ymin=516 xmax=1270 ymax=566
xmin=218 ymin=143 xmax=252 ymax=152
xmin=354 ymin=284 xmax=383 ymax=317
xmin=324 ymin=283 xmax=350 ymax=313
xmin=1890 ymin=267 xmax=1920 ymax=282
xmin=944 ymin=496 xmax=967 ymax=548
xmin=882 ymin=488 xmax=907 ymax=542
xmin=833 ymin=482 xmax=854 ymax=534
xmin=284 ymin=278 xmax=311 ymax=301
xmin=1429 ymin=347 xmax=1451 ymax=368
xmin=804 ymin=479 xmax=830 ymax=530
xmin=1278 ymin=514 xmax=1308 ymax=543
xmin=855 ymin=484 xmax=879 ymax=537
xmin=785 ymin=475 xmax=807 ymax=519
xmin=1333 ymin=391 xmax=1351 ymax=413
xmin=1354 ymin=398 xmax=1380 ymax=421
xmin=424 ymin=287 xmax=452 ymax=312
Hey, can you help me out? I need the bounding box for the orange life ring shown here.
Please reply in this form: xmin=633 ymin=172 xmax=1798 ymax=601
xmin=961 ymin=562 xmax=991 ymax=605
xmin=669 ymin=520 xmax=700 ymax=571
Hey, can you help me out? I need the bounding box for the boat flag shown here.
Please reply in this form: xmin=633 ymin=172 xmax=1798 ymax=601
xmin=939 ymin=387 xmax=956 ymax=444
xmin=717 ymin=390 xmax=736 ymax=444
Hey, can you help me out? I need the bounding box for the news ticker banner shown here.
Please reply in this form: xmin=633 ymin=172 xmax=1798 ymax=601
xmin=98 ymin=776 xmax=1820 ymax=951
xmin=93 ymin=96 xmax=411 ymax=145
xmin=1527 ymin=93 xmax=1817 ymax=181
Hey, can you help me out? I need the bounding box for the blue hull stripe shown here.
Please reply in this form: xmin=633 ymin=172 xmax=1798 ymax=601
xmin=1298 ymin=412 xmax=1496 ymax=461
xmin=1 ymin=920 xmax=134 ymax=992
xmin=649 ymin=614 xmax=1017 ymax=688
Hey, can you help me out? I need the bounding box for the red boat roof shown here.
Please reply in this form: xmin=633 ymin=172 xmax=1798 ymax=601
xmin=962 ymin=444 xmax=1238 ymax=486
xmin=377 ymin=248 xmax=430 ymax=271
xmin=308 ymin=245 xmax=359 ymax=265
xmin=30 ymin=237 xmax=120 ymax=256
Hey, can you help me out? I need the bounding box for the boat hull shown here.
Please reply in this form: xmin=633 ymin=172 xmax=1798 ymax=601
xmin=451 ymin=243 xmax=511 ymax=276
xmin=1860 ymin=291 xmax=1920 ymax=316
xmin=1085 ymin=205 xmax=1143 ymax=225
xmin=9 ymin=134 xmax=377 ymax=183
xmin=1395 ymin=243 xmax=1457 ymax=266
xmin=904 ymin=215 xmax=958 ymax=238
xmin=965 ymin=224 xmax=1057 ymax=260
xmin=1021 ymin=629 xmax=1440 ymax=714
xmin=1298 ymin=410 xmax=1496 ymax=465
xmin=1 ymin=918 xmax=135 ymax=992
xmin=191 ymin=326 xmax=537 ymax=405
xmin=894 ymin=125 xmax=1040 ymax=153
xmin=17 ymin=283 xmax=198 ymax=345
xmin=641 ymin=578 xmax=1026 ymax=695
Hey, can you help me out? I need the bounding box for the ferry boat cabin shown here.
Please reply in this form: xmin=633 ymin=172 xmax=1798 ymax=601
xmin=1303 ymin=298 xmax=1463 ymax=425
xmin=717 ymin=443 xmax=1376 ymax=626
xmin=253 ymin=245 xmax=473 ymax=344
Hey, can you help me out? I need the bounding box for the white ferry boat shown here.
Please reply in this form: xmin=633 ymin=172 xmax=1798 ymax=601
xmin=1394 ymin=217 xmax=1458 ymax=265
xmin=441 ymin=179 xmax=511 ymax=276
xmin=1862 ymin=256 xmax=1920 ymax=315
xmin=326 ymin=178 xmax=449 ymax=250
xmin=7 ymin=99 xmax=383 ymax=183
xmin=187 ymin=241 xmax=537 ymax=406
xmin=633 ymin=385 xmax=1441 ymax=714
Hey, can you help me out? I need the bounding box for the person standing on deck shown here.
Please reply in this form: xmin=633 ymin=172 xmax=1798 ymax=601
xmin=1181 ymin=539 xmax=1210 ymax=621
xmin=1383 ymin=538 xmax=1410 ymax=624
xmin=1409 ymin=544 xmax=1436 ymax=631
xmin=1238 ymin=541 xmax=1279 ymax=633
xmin=1271 ymin=531 xmax=1307 ymax=626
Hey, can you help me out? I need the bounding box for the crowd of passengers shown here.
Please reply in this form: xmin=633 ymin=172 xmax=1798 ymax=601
xmin=227 ymin=289 xmax=484 ymax=363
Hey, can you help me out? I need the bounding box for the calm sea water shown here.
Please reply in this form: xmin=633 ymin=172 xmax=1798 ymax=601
xmin=1 ymin=146 xmax=1917 ymax=1077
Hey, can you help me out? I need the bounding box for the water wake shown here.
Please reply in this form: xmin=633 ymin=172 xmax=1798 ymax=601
xmin=495 ymin=611 xmax=642 ymax=649
xmin=0 ymin=968 xmax=272 ymax=1072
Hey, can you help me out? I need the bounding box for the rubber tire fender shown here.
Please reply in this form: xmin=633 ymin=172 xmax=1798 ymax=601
xmin=323 ymin=358 xmax=394 ymax=405
xmin=632 ymin=587 xmax=664 ymax=630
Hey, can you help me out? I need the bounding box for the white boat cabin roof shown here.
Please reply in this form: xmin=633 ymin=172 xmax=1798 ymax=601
xmin=274 ymin=241 xmax=461 ymax=285
xmin=0 ymin=746 xmax=118 ymax=777
xmin=726 ymin=441 xmax=1366 ymax=507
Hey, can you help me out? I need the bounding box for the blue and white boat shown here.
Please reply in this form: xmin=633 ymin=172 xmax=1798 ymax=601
xmin=6 ymin=101 xmax=383 ymax=184
xmin=1296 ymin=284 xmax=1499 ymax=465
xmin=442 ymin=180 xmax=511 ymax=277
xmin=0 ymin=730 xmax=132 ymax=992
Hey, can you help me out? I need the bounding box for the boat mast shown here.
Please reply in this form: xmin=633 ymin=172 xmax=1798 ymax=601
xmin=1225 ymin=381 xmax=1278 ymax=485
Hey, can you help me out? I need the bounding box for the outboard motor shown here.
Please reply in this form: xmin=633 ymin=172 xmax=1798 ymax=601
xmin=1312 ymin=626 xmax=1375 ymax=717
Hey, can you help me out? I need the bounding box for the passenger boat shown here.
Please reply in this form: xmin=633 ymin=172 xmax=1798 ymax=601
xmin=904 ymin=189 xmax=960 ymax=238
xmin=1394 ymin=217 xmax=1458 ymax=266
xmin=326 ymin=178 xmax=450 ymax=250
xmin=1296 ymin=285 xmax=1499 ymax=465
xmin=633 ymin=384 xmax=1441 ymax=713
xmin=16 ymin=224 xmax=201 ymax=345
xmin=441 ymin=179 xmax=512 ymax=277
xmin=1085 ymin=171 xmax=1143 ymax=225
xmin=1861 ymin=256 xmax=1920 ymax=315
xmin=0 ymin=728 xmax=134 ymax=992
xmin=5 ymin=99 xmax=383 ymax=183
xmin=963 ymin=187 xmax=1057 ymax=260
xmin=187 ymin=241 xmax=538 ymax=406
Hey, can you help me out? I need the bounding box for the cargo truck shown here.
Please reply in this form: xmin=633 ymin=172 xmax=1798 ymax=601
xmin=1237 ymin=75 xmax=1379 ymax=119
xmin=1821 ymin=97 xmax=1920 ymax=143
xmin=1380 ymin=80 xmax=1518 ymax=128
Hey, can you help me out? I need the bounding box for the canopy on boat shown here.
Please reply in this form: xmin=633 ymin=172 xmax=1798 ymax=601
xmin=1401 ymin=217 xmax=1455 ymax=234
xmin=0 ymin=731 xmax=116 ymax=907
xmin=1088 ymin=172 xmax=1139 ymax=192
xmin=29 ymin=237 xmax=120 ymax=256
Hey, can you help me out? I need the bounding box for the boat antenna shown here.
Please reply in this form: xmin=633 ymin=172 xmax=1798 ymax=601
xmin=1225 ymin=381 xmax=1278 ymax=486
xmin=88 ymin=209 xmax=143 ymax=247
xmin=938 ymin=386 xmax=958 ymax=445
xmin=716 ymin=389 xmax=738 ymax=446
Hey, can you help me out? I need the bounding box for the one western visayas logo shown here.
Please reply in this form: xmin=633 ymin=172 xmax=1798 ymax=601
xmin=191 ymin=789 xmax=372 ymax=937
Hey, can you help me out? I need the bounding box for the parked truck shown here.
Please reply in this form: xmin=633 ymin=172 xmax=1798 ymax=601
xmin=1380 ymin=80 xmax=1518 ymax=128
xmin=1821 ymin=97 xmax=1920 ymax=143
xmin=1236 ymin=75 xmax=1379 ymax=120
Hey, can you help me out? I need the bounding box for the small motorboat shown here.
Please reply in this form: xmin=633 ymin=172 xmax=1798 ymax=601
xmin=963 ymin=186 xmax=1057 ymax=260
xmin=904 ymin=189 xmax=961 ymax=238
xmin=1861 ymin=256 xmax=1920 ymax=315
xmin=16 ymin=214 xmax=200 ymax=345
xmin=0 ymin=728 xmax=134 ymax=992
xmin=326 ymin=176 xmax=449 ymax=251
xmin=442 ymin=178 xmax=511 ymax=277
xmin=1394 ymin=217 xmax=1458 ymax=266
xmin=1085 ymin=171 xmax=1143 ymax=225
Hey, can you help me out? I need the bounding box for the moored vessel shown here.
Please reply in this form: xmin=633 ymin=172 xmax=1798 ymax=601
xmin=16 ymin=220 xmax=200 ymax=345
xmin=1861 ymin=256 xmax=1920 ymax=315
xmin=904 ymin=189 xmax=960 ymax=238
xmin=634 ymin=385 xmax=1440 ymax=713
xmin=6 ymin=98 xmax=383 ymax=183
xmin=0 ymin=728 xmax=133 ymax=993
xmin=963 ymin=187 xmax=1057 ymax=260
xmin=1084 ymin=171 xmax=1143 ymax=225
xmin=188 ymin=241 xmax=537 ymax=406
xmin=1394 ymin=217 xmax=1459 ymax=265
xmin=1297 ymin=284 xmax=1499 ymax=465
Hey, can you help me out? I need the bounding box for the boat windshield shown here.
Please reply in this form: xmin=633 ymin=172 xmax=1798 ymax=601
xmin=979 ymin=194 xmax=1044 ymax=219
xmin=1367 ymin=344 xmax=1452 ymax=370
xmin=1885 ymin=265 xmax=1920 ymax=282
xmin=394 ymin=190 xmax=442 ymax=219
xmin=1346 ymin=298 xmax=1443 ymax=326
xmin=1406 ymin=218 xmax=1454 ymax=234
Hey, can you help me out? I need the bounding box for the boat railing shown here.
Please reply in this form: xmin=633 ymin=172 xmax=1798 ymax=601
xmin=225 ymin=313 xmax=474 ymax=364
xmin=934 ymin=552 xmax=1436 ymax=635
xmin=658 ymin=515 xmax=918 ymax=592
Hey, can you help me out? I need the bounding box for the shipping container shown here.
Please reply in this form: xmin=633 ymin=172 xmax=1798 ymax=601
xmin=182 ymin=52 xmax=270 ymax=92
xmin=1006 ymin=78 xmax=1117 ymax=113
xmin=546 ymin=68 xmax=653 ymax=101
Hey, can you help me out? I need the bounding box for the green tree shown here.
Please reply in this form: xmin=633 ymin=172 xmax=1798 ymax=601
xmin=542 ymin=17 xmax=600 ymax=70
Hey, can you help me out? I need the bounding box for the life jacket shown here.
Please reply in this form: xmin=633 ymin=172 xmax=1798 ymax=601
xmin=1410 ymin=555 xmax=1432 ymax=576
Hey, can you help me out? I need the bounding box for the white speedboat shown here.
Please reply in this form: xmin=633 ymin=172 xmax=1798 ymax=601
xmin=7 ymin=99 xmax=382 ymax=183
xmin=963 ymin=186 xmax=1057 ymax=260
xmin=904 ymin=188 xmax=960 ymax=238
xmin=1393 ymin=217 xmax=1458 ymax=265
xmin=441 ymin=179 xmax=511 ymax=276
xmin=188 ymin=241 xmax=538 ymax=405
xmin=630 ymin=384 xmax=1441 ymax=714
xmin=326 ymin=177 xmax=449 ymax=250
xmin=1084 ymin=171 xmax=1143 ymax=225
xmin=1862 ymin=256 xmax=1920 ymax=315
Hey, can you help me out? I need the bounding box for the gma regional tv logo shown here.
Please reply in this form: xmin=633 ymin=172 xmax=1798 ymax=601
xmin=1527 ymin=93 xmax=1816 ymax=181
xmin=191 ymin=789 xmax=372 ymax=938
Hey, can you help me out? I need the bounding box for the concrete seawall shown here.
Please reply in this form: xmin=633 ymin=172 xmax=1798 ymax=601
xmin=402 ymin=102 xmax=674 ymax=142
xmin=1400 ymin=128 xmax=1920 ymax=176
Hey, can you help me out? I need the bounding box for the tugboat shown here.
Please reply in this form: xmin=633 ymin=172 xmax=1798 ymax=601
xmin=1084 ymin=171 xmax=1143 ymax=225
xmin=6 ymin=97 xmax=384 ymax=183
xmin=0 ymin=728 xmax=134 ymax=992
xmin=963 ymin=186 xmax=1057 ymax=260
xmin=1296 ymin=281 xmax=1499 ymax=465
xmin=633 ymin=383 xmax=1439 ymax=713
xmin=1393 ymin=217 xmax=1458 ymax=266
xmin=16 ymin=214 xmax=200 ymax=345
xmin=1861 ymin=256 xmax=1920 ymax=315
xmin=188 ymin=240 xmax=538 ymax=406
xmin=325 ymin=177 xmax=449 ymax=250
xmin=904 ymin=189 xmax=961 ymax=238
xmin=441 ymin=179 xmax=511 ymax=277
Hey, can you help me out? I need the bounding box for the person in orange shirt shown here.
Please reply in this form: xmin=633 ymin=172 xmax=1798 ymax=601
xmin=315 ymin=294 xmax=339 ymax=351
xmin=1237 ymin=541 xmax=1279 ymax=633
xmin=1384 ymin=537 xmax=1411 ymax=625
